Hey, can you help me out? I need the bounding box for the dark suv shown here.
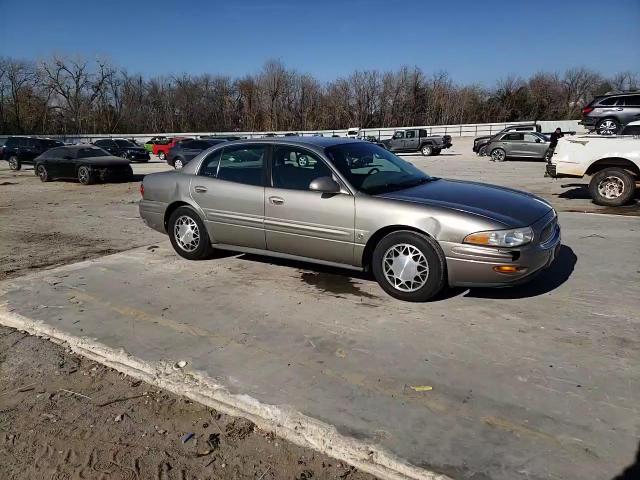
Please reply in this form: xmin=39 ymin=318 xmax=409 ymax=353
xmin=581 ymin=92 xmax=640 ymax=135
xmin=167 ymin=139 xmax=227 ymax=169
xmin=1 ymin=136 xmax=64 ymax=171
xmin=92 ymin=138 xmax=150 ymax=162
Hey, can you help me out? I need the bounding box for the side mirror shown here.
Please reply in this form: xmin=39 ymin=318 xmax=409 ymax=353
xmin=535 ymin=138 xmax=541 ymax=143
xmin=309 ymin=176 xmax=341 ymax=194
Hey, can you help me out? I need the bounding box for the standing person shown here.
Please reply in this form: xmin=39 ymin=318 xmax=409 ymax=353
xmin=547 ymin=127 xmax=564 ymax=162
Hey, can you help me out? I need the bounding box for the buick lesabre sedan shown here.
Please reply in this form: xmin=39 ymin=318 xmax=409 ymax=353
xmin=139 ymin=137 xmax=561 ymax=301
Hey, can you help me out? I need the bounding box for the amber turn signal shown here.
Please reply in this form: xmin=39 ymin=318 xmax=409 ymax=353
xmin=493 ymin=265 xmax=526 ymax=273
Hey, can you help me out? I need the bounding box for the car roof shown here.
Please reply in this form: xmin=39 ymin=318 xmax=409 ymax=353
xmin=225 ymin=136 xmax=363 ymax=148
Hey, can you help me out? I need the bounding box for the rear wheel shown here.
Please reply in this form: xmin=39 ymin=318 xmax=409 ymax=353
xmin=77 ymin=165 xmax=93 ymax=185
xmin=589 ymin=168 xmax=635 ymax=206
xmin=168 ymin=206 xmax=214 ymax=260
xmin=421 ymin=145 xmax=433 ymax=156
xmin=36 ymin=164 xmax=50 ymax=182
xmin=158 ymin=151 xmax=166 ymax=161
xmin=371 ymin=231 xmax=447 ymax=302
xmin=596 ymin=118 xmax=620 ymax=135
xmin=8 ymin=155 xmax=21 ymax=171
xmin=174 ymin=158 xmax=184 ymax=169
xmin=491 ymin=148 xmax=506 ymax=162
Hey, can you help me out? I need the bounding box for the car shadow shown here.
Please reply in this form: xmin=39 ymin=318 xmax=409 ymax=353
xmin=231 ymin=246 xmax=576 ymax=302
xmin=461 ymin=245 xmax=577 ymax=299
xmin=612 ymin=441 xmax=640 ymax=480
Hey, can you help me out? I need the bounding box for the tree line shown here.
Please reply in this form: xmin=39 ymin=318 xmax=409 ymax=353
xmin=0 ymin=56 xmax=637 ymax=135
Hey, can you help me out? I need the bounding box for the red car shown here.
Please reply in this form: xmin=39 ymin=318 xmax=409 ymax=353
xmin=153 ymin=137 xmax=188 ymax=160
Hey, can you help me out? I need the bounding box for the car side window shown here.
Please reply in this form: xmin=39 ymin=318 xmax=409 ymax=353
xmin=393 ymin=131 xmax=405 ymax=139
xmin=199 ymin=149 xmax=222 ymax=177
xmin=503 ymin=133 xmax=524 ymax=141
xmin=619 ymin=95 xmax=640 ymax=107
xmin=271 ymin=146 xmax=333 ymax=191
xmin=215 ymin=145 xmax=265 ymax=186
xmin=523 ymin=133 xmax=539 ymax=142
xmin=599 ymin=97 xmax=618 ymax=106
xmin=405 ymin=130 xmax=416 ymax=139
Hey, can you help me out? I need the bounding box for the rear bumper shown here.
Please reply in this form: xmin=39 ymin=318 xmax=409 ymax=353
xmin=579 ymin=117 xmax=597 ymax=129
xmin=139 ymin=200 xmax=167 ymax=234
xmin=443 ymin=211 xmax=561 ymax=287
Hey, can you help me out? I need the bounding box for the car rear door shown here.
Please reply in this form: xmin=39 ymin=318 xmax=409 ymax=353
xmin=264 ymin=145 xmax=355 ymax=265
xmin=522 ymin=133 xmax=548 ymax=158
xmin=190 ymin=144 xmax=267 ymax=249
xmin=619 ymin=95 xmax=640 ymax=125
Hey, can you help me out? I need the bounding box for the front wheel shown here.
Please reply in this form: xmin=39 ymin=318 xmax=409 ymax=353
xmin=589 ymin=168 xmax=636 ymax=206
xmin=478 ymin=145 xmax=487 ymax=156
xmin=168 ymin=206 xmax=214 ymax=260
xmin=491 ymin=148 xmax=506 ymax=162
xmin=158 ymin=151 xmax=166 ymax=161
xmin=8 ymin=155 xmax=21 ymax=171
xmin=36 ymin=164 xmax=50 ymax=182
xmin=421 ymin=145 xmax=433 ymax=156
xmin=77 ymin=165 xmax=93 ymax=185
xmin=371 ymin=231 xmax=447 ymax=302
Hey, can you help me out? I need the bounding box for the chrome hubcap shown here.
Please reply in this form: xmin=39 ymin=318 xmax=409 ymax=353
xmin=79 ymin=168 xmax=88 ymax=182
xmin=174 ymin=159 xmax=183 ymax=169
xmin=598 ymin=120 xmax=617 ymax=135
xmin=383 ymin=243 xmax=429 ymax=292
xmin=422 ymin=147 xmax=431 ymax=155
xmin=598 ymin=176 xmax=624 ymax=199
xmin=492 ymin=149 xmax=505 ymax=161
xmin=9 ymin=158 xmax=17 ymax=168
xmin=38 ymin=166 xmax=46 ymax=179
xmin=174 ymin=215 xmax=200 ymax=252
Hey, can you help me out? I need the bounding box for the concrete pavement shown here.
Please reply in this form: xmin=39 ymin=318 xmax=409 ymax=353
xmin=1 ymin=212 xmax=638 ymax=480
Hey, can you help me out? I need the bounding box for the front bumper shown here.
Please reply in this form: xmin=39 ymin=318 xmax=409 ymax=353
xmin=443 ymin=211 xmax=561 ymax=287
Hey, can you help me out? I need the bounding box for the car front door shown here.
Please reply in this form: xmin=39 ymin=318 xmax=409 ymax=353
xmin=388 ymin=131 xmax=405 ymax=152
xmin=501 ymin=132 xmax=525 ymax=156
xmin=265 ymin=145 xmax=355 ymax=265
xmin=190 ymin=144 xmax=267 ymax=249
xmin=404 ymin=130 xmax=419 ymax=151
xmin=55 ymin=147 xmax=76 ymax=177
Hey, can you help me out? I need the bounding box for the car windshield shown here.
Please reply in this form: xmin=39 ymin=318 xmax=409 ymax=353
xmin=76 ymin=147 xmax=109 ymax=158
xmin=115 ymin=140 xmax=136 ymax=148
xmin=42 ymin=140 xmax=63 ymax=149
xmin=325 ymin=142 xmax=433 ymax=195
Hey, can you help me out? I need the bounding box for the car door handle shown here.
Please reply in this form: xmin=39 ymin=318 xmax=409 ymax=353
xmin=269 ymin=196 xmax=284 ymax=205
xmin=194 ymin=186 xmax=207 ymax=193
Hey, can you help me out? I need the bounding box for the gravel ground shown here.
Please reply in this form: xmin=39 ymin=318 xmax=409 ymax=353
xmin=0 ymin=325 xmax=374 ymax=480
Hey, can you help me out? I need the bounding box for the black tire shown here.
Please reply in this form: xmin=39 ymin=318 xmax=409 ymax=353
xmin=158 ymin=151 xmax=166 ymax=161
xmin=168 ymin=206 xmax=214 ymax=260
xmin=77 ymin=165 xmax=93 ymax=185
xmin=8 ymin=155 xmax=21 ymax=171
xmin=478 ymin=145 xmax=487 ymax=156
xmin=596 ymin=118 xmax=620 ymax=136
xmin=433 ymin=148 xmax=441 ymax=156
xmin=36 ymin=163 xmax=50 ymax=182
xmin=371 ymin=230 xmax=447 ymax=302
xmin=122 ymin=165 xmax=133 ymax=181
xmin=421 ymin=144 xmax=434 ymax=156
xmin=491 ymin=148 xmax=506 ymax=162
xmin=589 ymin=168 xmax=636 ymax=206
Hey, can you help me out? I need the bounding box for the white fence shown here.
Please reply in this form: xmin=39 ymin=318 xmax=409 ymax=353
xmin=0 ymin=120 xmax=585 ymax=145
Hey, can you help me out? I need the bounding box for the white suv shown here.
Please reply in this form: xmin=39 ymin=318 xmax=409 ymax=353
xmin=547 ymin=121 xmax=640 ymax=206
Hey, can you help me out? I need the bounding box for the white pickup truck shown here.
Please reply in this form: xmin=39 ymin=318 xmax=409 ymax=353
xmin=546 ymin=120 xmax=640 ymax=206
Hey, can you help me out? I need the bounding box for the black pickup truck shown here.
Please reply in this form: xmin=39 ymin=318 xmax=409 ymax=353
xmin=379 ymin=129 xmax=452 ymax=156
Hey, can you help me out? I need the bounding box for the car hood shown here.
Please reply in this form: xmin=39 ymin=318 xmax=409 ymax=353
xmin=377 ymin=179 xmax=552 ymax=227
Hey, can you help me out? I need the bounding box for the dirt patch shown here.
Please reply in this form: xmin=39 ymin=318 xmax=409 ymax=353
xmin=0 ymin=325 xmax=376 ymax=480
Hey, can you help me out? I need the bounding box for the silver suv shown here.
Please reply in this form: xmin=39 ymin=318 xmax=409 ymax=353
xmin=581 ymin=92 xmax=640 ymax=135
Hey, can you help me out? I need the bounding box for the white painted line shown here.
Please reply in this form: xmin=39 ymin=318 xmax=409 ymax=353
xmin=0 ymin=302 xmax=451 ymax=480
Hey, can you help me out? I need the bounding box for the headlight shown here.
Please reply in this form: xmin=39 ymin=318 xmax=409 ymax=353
xmin=464 ymin=227 xmax=533 ymax=247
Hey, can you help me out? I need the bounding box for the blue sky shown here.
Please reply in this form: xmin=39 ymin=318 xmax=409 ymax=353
xmin=1 ymin=0 xmax=638 ymax=85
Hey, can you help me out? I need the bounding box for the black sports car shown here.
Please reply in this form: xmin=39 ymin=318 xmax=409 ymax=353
xmin=92 ymin=138 xmax=150 ymax=162
xmin=34 ymin=145 xmax=133 ymax=185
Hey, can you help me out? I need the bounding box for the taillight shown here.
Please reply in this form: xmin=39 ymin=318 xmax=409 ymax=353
xmin=582 ymin=106 xmax=594 ymax=115
xmin=140 ymin=183 xmax=144 ymax=197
